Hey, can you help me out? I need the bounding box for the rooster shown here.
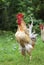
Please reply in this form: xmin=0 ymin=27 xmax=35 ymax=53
xmin=15 ymin=13 xmax=37 ymax=60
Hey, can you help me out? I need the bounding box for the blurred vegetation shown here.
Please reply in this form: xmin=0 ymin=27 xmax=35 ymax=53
xmin=0 ymin=0 xmax=44 ymax=33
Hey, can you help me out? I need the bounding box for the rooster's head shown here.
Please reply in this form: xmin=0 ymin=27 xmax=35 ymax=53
xmin=16 ymin=13 xmax=24 ymax=25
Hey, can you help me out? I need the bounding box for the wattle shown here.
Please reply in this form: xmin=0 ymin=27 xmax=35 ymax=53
xmin=17 ymin=19 xmax=21 ymax=25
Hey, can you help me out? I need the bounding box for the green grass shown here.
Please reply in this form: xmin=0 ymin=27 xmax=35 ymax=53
xmin=0 ymin=31 xmax=44 ymax=65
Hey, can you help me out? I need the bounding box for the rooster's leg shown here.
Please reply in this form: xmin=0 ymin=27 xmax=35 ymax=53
xmin=19 ymin=45 xmax=26 ymax=56
xmin=27 ymin=51 xmax=32 ymax=61
xmin=30 ymin=55 xmax=32 ymax=61
xmin=21 ymin=48 xmax=26 ymax=56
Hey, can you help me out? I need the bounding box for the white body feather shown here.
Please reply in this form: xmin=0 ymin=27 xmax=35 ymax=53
xmin=15 ymin=31 xmax=26 ymax=39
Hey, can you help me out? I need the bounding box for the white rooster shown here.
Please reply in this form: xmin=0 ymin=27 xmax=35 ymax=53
xmin=15 ymin=13 xmax=37 ymax=60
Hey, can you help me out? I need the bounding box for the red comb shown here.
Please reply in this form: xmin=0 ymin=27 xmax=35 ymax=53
xmin=16 ymin=13 xmax=24 ymax=19
xmin=39 ymin=24 xmax=43 ymax=30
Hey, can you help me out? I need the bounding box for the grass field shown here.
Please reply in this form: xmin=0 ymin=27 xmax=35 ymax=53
xmin=0 ymin=31 xmax=44 ymax=65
